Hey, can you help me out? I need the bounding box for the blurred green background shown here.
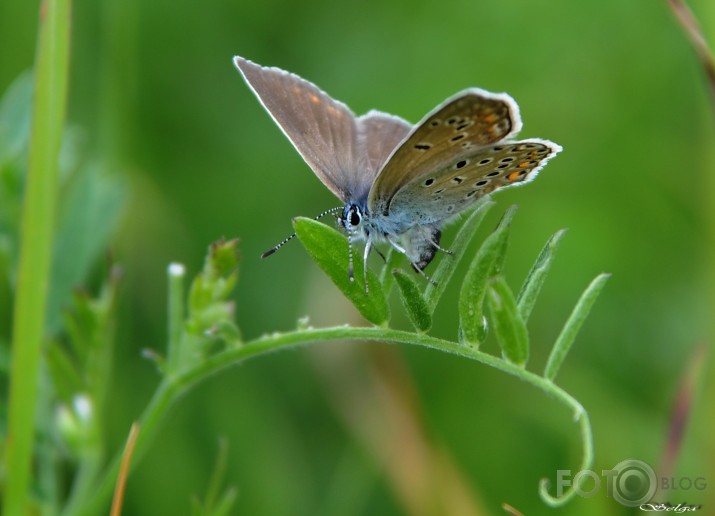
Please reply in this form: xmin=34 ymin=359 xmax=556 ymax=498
xmin=1 ymin=0 xmax=714 ymax=514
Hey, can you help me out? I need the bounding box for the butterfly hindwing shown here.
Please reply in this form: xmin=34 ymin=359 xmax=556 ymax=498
xmin=357 ymin=111 xmax=412 ymax=172
xmin=355 ymin=111 xmax=412 ymax=199
xmin=385 ymin=139 xmax=562 ymax=225
xmin=368 ymin=88 xmax=522 ymax=215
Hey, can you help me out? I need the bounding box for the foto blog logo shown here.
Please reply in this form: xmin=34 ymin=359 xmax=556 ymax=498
xmin=555 ymin=459 xmax=706 ymax=507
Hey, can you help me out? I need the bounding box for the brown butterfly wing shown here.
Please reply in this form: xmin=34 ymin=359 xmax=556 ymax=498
xmin=234 ymin=56 xmax=361 ymax=202
xmin=368 ymin=88 xmax=522 ymax=214
xmin=357 ymin=110 xmax=412 ymax=176
xmin=386 ymin=139 xmax=562 ymax=225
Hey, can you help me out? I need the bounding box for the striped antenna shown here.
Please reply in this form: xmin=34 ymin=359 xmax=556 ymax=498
xmin=347 ymin=228 xmax=355 ymax=282
xmin=261 ymin=206 xmax=343 ymax=258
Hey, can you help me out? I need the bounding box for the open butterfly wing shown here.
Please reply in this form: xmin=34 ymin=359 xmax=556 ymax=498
xmin=234 ymin=56 xmax=361 ymax=202
xmin=386 ymin=139 xmax=562 ymax=225
xmin=367 ymin=88 xmax=523 ymax=216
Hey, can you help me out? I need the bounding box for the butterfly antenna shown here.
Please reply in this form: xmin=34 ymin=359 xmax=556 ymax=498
xmin=347 ymin=230 xmax=355 ymax=282
xmin=261 ymin=207 xmax=343 ymax=258
xmin=260 ymin=233 xmax=295 ymax=258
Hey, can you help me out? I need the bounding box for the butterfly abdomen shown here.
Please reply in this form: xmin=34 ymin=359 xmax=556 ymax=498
xmin=401 ymin=224 xmax=442 ymax=271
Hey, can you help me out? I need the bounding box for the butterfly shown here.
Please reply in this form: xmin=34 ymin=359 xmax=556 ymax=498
xmin=234 ymin=56 xmax=562 ymax=289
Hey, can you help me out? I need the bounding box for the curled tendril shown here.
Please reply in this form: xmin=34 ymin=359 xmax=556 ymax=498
xmin=539 ymin=408 xmax=594 ymax=507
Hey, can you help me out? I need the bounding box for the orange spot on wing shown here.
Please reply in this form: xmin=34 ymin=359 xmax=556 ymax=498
xmin=518 ymin=161 xmax=530 ymax=168
xmin=507 ymin=171 xmax=522 ymax=181
xmin=484 ymin=114 xmax=498 ymax=123
xmin=309 ymin=94 xmax=320 ymax=104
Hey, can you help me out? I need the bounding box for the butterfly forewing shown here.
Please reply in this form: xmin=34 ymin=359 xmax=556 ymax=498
xmin=386 ymin=139 xmax=562 ymax=225
xmin=234 ymin=56 xmax=362 ymax=202
xmin=368 ymin=88 xmax=522 ymax=214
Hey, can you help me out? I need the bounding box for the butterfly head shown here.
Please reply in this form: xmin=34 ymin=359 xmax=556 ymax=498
xmin=339 ymin=203 xmax=366 ymax=236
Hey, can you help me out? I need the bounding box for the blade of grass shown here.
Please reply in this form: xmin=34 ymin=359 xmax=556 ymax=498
xmin=4 ymin=1 xmax=71 ymax=514
xmin=658 ymin=343 xmax=708 ymax=481
xmin=110 ymin=423 xmax=140 ymax=516
xmin=544 ymin=273 xmax=610 ymax=381
xmin=667 ymin=0 xmax=715 ymax=115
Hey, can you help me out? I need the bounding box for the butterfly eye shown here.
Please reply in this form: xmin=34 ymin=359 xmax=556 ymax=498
xmin=349 ymin=208 xmax=361 ymax=227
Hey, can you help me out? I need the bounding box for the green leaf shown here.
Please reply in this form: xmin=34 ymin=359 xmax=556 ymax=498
xmin=294 ymin=217 xmax=389 ymax=325
xmin=458 ymin=206 xmax=517 ymax=346
xmin=392 ymin=268 xmax=432 ymax=332
xmin=486 ymin=276 xmax=529 ymax=367
xmin=186 ymin=239 xmax=240 ymax=335
xmin=378 ymin=247 xmax=402 ymax=299
xmin=424 ymin=199 xmax=494 ymax=310
xmin=45 ymin=340 xmax=83 ymax=403
xmin=197 ymin=438 xmax=238 ymax=516
xmin=0 ymin=71 xmax=33 ymax=166
xmin=491 ymin=205 xmax=517 ymax=274
xmin=517 ymin=228 xmax=567 ymax=323
xmin=544 ymin=273 xmax=610 ymax=381
xmin=47 ymin=163 xmax=126 ymax=333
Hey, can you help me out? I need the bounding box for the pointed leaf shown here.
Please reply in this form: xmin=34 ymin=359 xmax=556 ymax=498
xmin=424 ymin=199 xmax=494 ymax=310
xmin=393 ymin=268 xmax=432 ymax=332
xmin=0 ymin=71 xmax=33 ymax=166
xmin=517 ymin=229 xmax=567 ymax=323
xmin=378 ymin=248 xmax=402 ymax=299
xmin=491 ymin=205 xmax=518 ymax=275
xmin=486 ymin=276 xmax=529 ymax=367
xmin=294 ymin=217 xmax=389 ymax=325
xmin=458 ymin=206 xmax=517 ymax=345
xmin=46 ymin=341 xmax=83 ymax=403
xmin=544 ymin=273 xmax=610 ymax=381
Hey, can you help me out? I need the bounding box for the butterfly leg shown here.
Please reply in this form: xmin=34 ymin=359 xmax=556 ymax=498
xmin=428 ymin=233 xmax=453 ymax=256
xmin=363 ymin=239 xmax=373 ymax=294
xmin=410 ymin=263 xmax=438 ymax=286
xmin=386 ymin=235 xmax=438 ymax=285
xmin=386 ymin=236 xmax=407 ymax=255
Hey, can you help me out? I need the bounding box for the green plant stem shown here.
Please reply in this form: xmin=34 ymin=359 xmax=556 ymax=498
xmin=4 ymin=0 xmax=71 ymax=514
xmin=76 ymin=326 xmax=592 ymax=515
xmin=167 ymin=263 xmax=185 ymax=372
